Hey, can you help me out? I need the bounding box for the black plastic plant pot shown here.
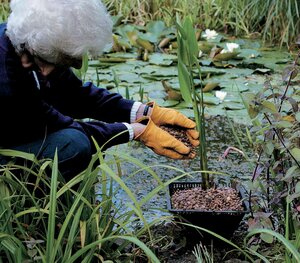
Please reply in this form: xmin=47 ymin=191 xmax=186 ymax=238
xmin=167 ymin=181 xmax=250 ymax=241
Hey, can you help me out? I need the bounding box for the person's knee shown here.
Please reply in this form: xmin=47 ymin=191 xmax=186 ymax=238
xmin=50 ymin=128 xmax=93 ymax=179
xmin=58 ymin=128 xmax=92 ymax=163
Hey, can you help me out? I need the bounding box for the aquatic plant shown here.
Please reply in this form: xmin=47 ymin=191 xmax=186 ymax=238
xmin=176 ymin=15 xmax=210 ymax=189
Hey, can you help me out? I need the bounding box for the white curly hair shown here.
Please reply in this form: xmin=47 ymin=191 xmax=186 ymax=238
xmin=6 ymin=0 xmax=113 ymax=65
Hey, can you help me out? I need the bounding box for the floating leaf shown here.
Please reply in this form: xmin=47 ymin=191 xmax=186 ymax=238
xmin=148 ymin=53 xmax=175 ymax=66
xmin=224 ymin=102 xmax=245 ymax=110
xmin=253 ymin=68 xmax=272 ymax=74
xmin=198 ymin=41 xmax=215 ymax=53
xmin=213 ymin=52 xmax=240 ymax=61
xmin=136 ymin=38 xmax=154 ymax=52
xmin=202 ymin=82 xmax=219 ymax=92
xmin=145 ymin=20 xmax=166 ymax=42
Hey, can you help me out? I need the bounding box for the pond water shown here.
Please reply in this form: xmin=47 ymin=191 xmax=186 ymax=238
xmin=102 ymin=115 xmax=254 ymax=223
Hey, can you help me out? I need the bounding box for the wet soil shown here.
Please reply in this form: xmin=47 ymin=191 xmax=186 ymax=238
xmin=171 ymin=187 xmax=243 ymax=211
xmin=160 ymin=125 xmax=197 ymax=158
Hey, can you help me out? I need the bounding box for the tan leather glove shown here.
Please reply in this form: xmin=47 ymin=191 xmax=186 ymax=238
xmin=146 ymin=101 xmax=200 ymax=147
xmin=134 ymin=116 xmax=195 ymax=159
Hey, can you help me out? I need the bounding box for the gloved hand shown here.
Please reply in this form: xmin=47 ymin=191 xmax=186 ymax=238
xmin=134 ymin=116 xmax=196 ymax=159
xmin=146 ymin=101 xmax=200 ymax=147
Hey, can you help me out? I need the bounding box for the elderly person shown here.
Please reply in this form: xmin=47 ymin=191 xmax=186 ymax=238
xmin=0 ymin=0 xmax=199 ymax=180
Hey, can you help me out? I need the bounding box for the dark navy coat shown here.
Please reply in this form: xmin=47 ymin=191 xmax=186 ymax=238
xmin=0 ymin=23 xmax=134 ymax=149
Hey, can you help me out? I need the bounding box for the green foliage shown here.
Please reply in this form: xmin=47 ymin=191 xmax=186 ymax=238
xmin=176 ymin=15 xmax=209 ymax=189
xmin=0 ymin=1 xmax=10 ymax=23
xmin=103 ymin=0 xmax=300 ymax=48
xmin=242 ymin=49 xmax=300 ymax=261
xmin=0 ymin=145 xmax=177 ymax=262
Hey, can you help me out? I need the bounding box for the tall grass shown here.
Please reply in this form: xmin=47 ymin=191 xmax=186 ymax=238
xmin=104 ymin=0 xmax=300 ymax=48
xmin=0 ymin=142 xmax=198 ymax=262
xmin=0 ymin=147 xmax=163 ymax=262
xmin=0 ymin=0 xmax=298 ymax=47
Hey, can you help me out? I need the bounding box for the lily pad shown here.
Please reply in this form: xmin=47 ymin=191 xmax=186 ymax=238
xmin=148 ymin=53 xmax=176 ymax=66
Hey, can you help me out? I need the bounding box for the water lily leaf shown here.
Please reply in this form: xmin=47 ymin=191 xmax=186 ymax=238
xmin=198 ymin=41 xmax=215 ymax=53
xmin=99 ymin=57 xmax=129 ymax=63
xmin=126 ymin=31 xmax=139 ymax=47
xmin=159 ymin=99 xmax=181 ymax=107
xmin=213 ymin=52 xmax=240 ymax=61
xmin=237 ymin=49 xmax=261 ymax=59
xmin=253 ymin=68 xmax=272 ymax=74
xmin=226 ymin=109 xmax=252 ymax=125
xmin=204 ymin=105 xmax=225 ymax=116
xmin=194 ymin=66 xmax=227 ymax=78
xmin=138 ymin=65 xmax=178 ymax=77
xmin=155 ymin=99 xmax=179 ymax=108
xmin=252 ymin=50 xmax=293 ymax=72
xmin=143 ymin=20 xmax=173 ymax=44
xmin=201 ymin=93 xmax=220 ymax=105
xmin=200 ymin=59 xmax=213 ymax=66
xmin=118 ymin=72 xmax=143 ymax=83
xmin=112 ymin=34 xmax=132 ymax=52
xmin=148 ymin=53 xmax=176 ymax=66
xmin=223 ymin=102 xmax=245 ymax=110
xmin=202 ymin=82 xmax=219 ymax=92
xmin=107 ymin=52 xmax=137 ymax=59
xmin=136 ymin=38 xmax=154 ymax=52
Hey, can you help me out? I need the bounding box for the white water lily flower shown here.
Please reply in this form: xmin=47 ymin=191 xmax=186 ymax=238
xmin=215 ymin=91 xmax=227 ymax=102
xmin=203 ymin=29 xmax=218 ymax=40
xmin=220 ymin=43 xmax=240 ymax=54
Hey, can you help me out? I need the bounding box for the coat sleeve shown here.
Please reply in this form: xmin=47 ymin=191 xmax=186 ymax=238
xmin=47 ymin=68 xmax=136 ymax=123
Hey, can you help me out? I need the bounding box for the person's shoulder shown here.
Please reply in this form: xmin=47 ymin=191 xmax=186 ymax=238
xmin=0 ymin=22 xmax=7 ymax=35
xmin=0 ymin=23 xmax=10 ymax=52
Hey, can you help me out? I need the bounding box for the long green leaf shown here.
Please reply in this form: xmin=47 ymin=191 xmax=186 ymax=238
xmin=178 ymin=59 xmax=192 ymax=103
xmin=45 ymin=150 xmax=59 ymax=263
xmin=183 ymin=16 xmax=199 ymax=63
xmin=247 ymin=228 xmax=300 ymax=262
xmin=65 ymin=235 xmax=160 ymax=263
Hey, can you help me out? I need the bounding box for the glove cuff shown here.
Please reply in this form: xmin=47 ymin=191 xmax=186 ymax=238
xmin=146 ymin=101 xmax=160 ymax=122
xmin=134 ymin=116 xmax=151 ymax=140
